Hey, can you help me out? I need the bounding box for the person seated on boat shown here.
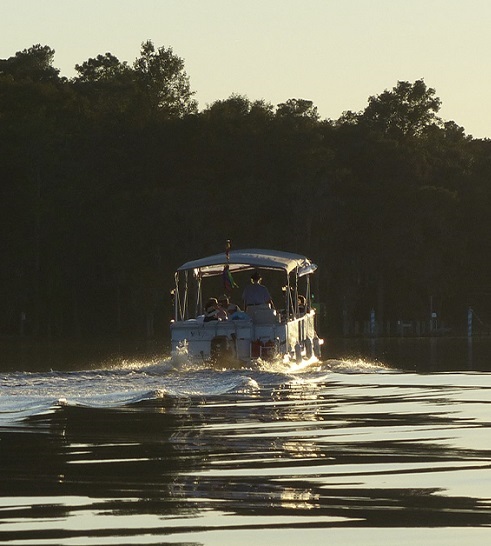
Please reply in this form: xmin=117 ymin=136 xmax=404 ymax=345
xmin=218 ymin=295 xmax=241 ymax=315
xmin=204 ymin=298 xmax=228 ymax=322
xmin=242 ymin=270 xmax=274 ymax=311
xmin=218 ymin=295 xmax=247 ymax=320
xmin=298 ymin=295 xmax=307 ymax=315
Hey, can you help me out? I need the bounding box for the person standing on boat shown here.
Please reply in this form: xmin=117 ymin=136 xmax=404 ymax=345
xmin=242 ymin=270 xmax=274 ymax=310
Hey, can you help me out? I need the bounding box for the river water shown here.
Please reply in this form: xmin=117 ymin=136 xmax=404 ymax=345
xmin=0 ymin=338 xmax=490 ymax=545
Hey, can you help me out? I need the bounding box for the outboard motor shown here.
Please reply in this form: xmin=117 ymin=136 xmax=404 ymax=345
xmin=313 ymin=336 xmax=322 ymax=358
xmin=210 ymin=336 xmax=232 ymax=362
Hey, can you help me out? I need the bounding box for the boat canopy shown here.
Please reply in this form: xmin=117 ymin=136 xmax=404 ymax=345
xmin=177 ymin=249 xmax=317 ymax=278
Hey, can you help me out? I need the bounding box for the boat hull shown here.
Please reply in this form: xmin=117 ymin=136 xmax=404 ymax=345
xmin=170 ymin=311 xmax=321 ymax=364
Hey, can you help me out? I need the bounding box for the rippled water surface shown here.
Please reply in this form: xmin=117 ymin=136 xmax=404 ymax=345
xmin=1 ymin=338 xmax=490 ymax=545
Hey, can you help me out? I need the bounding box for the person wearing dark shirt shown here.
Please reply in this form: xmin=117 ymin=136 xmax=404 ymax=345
xmin=204 ymin=298 xmax=227 ymax=321
xmin=242 ymin=270 xmax=274 ymax=310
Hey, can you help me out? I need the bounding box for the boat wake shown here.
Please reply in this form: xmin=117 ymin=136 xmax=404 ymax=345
xmin=0 ymin=352 xmax=396 ymax=429
xmin=325 ymin=357 xmax=392 ymax=374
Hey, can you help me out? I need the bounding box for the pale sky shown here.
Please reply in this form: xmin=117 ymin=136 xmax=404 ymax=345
xmin=1 ymin=0 xmax=491 ymax=138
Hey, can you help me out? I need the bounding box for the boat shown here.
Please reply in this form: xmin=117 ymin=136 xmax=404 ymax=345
xmin=170 ymin=247 xmax=323 ymax=365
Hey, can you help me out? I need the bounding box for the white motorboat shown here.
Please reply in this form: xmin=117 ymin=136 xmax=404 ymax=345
xmin=170 ymin=247 xmax=323 ymax=365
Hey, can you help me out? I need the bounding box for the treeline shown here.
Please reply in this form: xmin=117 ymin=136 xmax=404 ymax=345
xmin=1 ymin=42 xmax=490 ymax=339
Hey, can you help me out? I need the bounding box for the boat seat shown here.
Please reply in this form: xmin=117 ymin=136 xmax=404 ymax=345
xmin=249 ymin=309 xmax=278 ymax=324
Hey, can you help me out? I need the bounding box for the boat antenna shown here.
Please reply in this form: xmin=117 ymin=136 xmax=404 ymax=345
xmin=222 ymin=240 xmax=238 ymax=294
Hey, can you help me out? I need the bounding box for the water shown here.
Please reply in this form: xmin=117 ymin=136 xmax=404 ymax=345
xmin=1 ymin=338 xmax=490 ymax=545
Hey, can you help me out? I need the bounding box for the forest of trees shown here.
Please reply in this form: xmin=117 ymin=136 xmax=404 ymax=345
xmin=1 ymin=42 xmax=490 ymax=340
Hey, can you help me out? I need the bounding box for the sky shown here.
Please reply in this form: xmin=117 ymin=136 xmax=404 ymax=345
xmin=1 ymin=0 xmax=491 ymax=138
